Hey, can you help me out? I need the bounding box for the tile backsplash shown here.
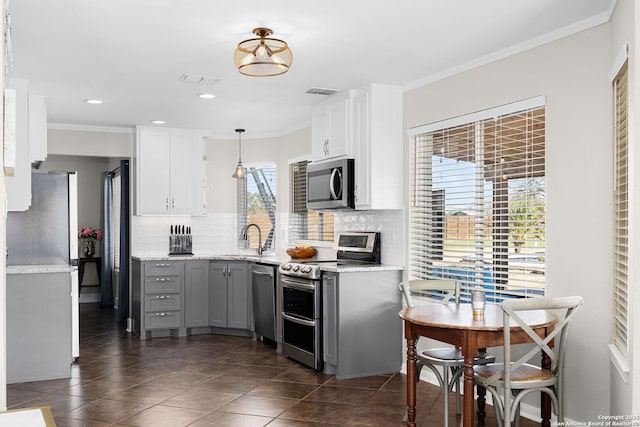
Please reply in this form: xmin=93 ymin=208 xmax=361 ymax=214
xmin=132 ymin=209 xmax=405 ymax=266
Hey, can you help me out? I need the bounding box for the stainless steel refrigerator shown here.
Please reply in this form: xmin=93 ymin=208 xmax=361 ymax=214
xmin=7 ymin=171 xmax=80 ymax=359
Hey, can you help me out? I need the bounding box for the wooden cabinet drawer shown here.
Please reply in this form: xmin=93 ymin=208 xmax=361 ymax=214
xmin=144 ymin=294 xmax=181 ymax=312
xmin=144 ymin=276 xmax=182 ymax=294
xmin=144 ymin=262 xmax=183 ymax=277
xmin=144 ymin=311 xmax=181 ymax=330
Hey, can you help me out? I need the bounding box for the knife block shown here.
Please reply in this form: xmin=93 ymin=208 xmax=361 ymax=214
xmin=169 ymin=233 xmax=193 ymax=255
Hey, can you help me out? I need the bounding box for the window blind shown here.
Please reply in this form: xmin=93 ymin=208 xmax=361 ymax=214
xmin=612 ymin=60 xmax=629 ymax=357
xmin=289 ymin=160 xmax=334 ymax=242
xmin=410 ymin=103 xmax=545 ymax=303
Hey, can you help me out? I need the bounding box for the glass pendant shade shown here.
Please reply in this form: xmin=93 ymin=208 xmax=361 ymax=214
xmin=232 ymin=161 xmax=245 ymax=179
xmin=234 ymin=28 xmax=292 ymax=76
xmin=232 ymin=128 xmax=246 ymax=178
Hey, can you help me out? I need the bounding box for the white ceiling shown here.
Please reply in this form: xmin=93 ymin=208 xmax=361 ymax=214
xmin=8 ymin=0 xmax=613 ymax=140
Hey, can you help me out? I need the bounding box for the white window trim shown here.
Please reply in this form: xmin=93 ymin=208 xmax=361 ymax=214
xmin=608 ymin=44 xmax=628 ymax=83
xmin=609 ymin=344 xmax=629 ymax=383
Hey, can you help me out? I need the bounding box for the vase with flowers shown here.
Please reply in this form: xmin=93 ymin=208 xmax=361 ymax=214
xmin=78 ymin=227 xmax=102 ymax=258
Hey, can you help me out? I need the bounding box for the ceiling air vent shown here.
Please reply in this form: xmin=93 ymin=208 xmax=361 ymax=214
xmin=305 ymin=87 xmax=338 ymax=96
xmin=178 ymin=73 xmax=221 ymax=85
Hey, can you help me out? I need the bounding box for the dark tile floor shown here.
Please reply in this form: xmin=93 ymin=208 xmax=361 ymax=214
xmin=7 ymin=303 xmax=538 ymax=426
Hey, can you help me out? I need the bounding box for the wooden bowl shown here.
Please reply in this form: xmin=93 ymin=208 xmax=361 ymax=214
xmin=286 ymin=247 xmax=317 ymax=259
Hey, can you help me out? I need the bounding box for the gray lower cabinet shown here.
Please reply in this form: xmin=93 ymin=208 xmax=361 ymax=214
xmin=132 ymin=259 xmax=185 ymax=340
xmin=7 ymin=272 xmax=72 ymax=383
xmin=322 ymin=269 xmax=403 ymax=379
xmin=209 ymin=261 xmax=250 ymax=330
xmin=184 ymin=260 xmax=210 ymax=328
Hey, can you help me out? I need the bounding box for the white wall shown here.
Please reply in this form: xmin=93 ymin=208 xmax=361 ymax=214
xmin=48 ymin=126 xmax=132 ymax=158
xmin=403 ymin=24 xmax=612 ymax=420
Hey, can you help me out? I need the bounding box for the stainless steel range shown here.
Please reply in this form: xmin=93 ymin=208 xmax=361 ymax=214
xmin=278 ymin=232 xmax=380 ymax=370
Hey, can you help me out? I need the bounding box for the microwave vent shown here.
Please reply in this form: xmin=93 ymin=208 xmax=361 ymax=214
xmin=305 ymin=87 xmax=338 ymax=96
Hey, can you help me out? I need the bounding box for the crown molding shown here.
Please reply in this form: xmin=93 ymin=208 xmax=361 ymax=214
xmin=48 ymin=122 xmax=134 ymax=134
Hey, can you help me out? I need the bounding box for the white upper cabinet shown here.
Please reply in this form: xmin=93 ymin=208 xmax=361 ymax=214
xmin=352 ymin=84 xmax=403 ymax=210
xmin=311 ymin=90 xmax=352 ymax=162
xmin=6 ymin=79 xmax=48 ymax=212
xmin=28 ymin=93 xmax=48 ymax=163
xmin=136 ymin=126 xmax=209 ymax=215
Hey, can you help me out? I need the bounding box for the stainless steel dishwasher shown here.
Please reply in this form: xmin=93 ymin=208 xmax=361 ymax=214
xmin=251 ymin=263 xmax=276 ymax=342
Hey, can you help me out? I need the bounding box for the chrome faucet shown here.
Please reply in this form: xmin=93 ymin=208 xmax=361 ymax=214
xmin=242 ymin=223 xmax=263 ymax=256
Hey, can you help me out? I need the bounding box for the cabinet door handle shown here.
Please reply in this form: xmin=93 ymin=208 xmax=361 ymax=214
xmin=166 ymin=197 xmax=169 ymax=211
xmin=172 ymin=198 xmax=175 ymax=208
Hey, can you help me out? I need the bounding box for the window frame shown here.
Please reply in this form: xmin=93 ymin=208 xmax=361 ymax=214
xmin=237 ymin=163 xmax=277 ymax=251
xmin=611 ymin=53 xmax=629 ymax=361
xmin=408 ymin=97 xmax=546 ymax=303
xmin=288 ymin=159 xmax=334 ymax=244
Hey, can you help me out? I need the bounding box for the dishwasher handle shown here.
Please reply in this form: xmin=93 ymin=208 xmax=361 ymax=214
xmin=252 ymin=270 xmax=273 ymax=278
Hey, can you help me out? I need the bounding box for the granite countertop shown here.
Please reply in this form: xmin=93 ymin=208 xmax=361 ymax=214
xmin=318 ymin=263 xmax=404 ymax=273
xmin=7 ymin=264 xmax=76 ymax=275
xmin=131 ymin=253 xmax=288 ymax=266
xmin=131 ymin=254 xmax=404 ymax=272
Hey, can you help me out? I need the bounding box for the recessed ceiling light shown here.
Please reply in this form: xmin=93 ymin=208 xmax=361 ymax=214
xmin=198 ymin=93 xmax=216 ymax=99
xmin=84 ymin=99 xmax=103 ymax=104
xmin=150 ymin=120 xmax=166 ymax=125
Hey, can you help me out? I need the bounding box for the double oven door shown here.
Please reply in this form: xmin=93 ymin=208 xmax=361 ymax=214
xmin=280 ymin=274 xmax=323 ymax=370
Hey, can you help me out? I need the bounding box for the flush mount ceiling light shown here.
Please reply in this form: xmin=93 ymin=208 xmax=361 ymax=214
xmin=197 ymin=93 xmax=216 ymax=99
xmin=150 ymin=120 xmax=166 ymax=125
xmin=234 ymin=27 xmax=292 ymax=77
xmin=232 ymin=128 xmax=246 ymax=178
xmin=83 ymin=98 xmax=103 ymax=104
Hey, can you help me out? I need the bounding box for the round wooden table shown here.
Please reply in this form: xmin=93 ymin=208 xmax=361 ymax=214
xmin=400 ymin=301 xmax=558 ymax=427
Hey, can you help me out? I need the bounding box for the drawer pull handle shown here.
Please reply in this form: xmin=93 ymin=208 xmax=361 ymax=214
xmin=154 ymin=296 xmax=169 ymax=300
xmin=155 ymin=263 xmax=171 ymax=267
xmin=155 ymin=278 xmax=169 ymax=282
xmin=153 ymin=312 xmax=171 ymax=317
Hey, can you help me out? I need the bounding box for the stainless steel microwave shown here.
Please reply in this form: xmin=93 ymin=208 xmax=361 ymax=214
xmin=307 ymin=158 xmax=355 ymax=210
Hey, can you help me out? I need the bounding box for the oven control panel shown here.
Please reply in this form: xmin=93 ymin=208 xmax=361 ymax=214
xmin=278 ymin=262 xmax=321 ymax=279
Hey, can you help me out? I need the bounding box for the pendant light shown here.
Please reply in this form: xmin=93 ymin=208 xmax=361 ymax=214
xmin=232 ymin=129 xmax=246 ymax=179
xmin=234 ymin=28 xmax=292 ymax=77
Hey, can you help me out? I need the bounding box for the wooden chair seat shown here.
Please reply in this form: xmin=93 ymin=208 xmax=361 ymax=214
xmin=475 ymin=363 xmax=553 ymax=382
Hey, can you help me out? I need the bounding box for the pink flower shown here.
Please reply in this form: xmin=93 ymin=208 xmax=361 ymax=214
xmin=78 ymin=227 xmax=103 ymax=240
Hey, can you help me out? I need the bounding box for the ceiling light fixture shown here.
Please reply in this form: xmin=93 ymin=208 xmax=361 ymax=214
xmin=150 ymin=120 xmax=166 ymax=125
xmin=232 ymin=128 xmax=246 ymax=178
xmin=234 ymin=27 xmax=292 ymax=77
xmin=84 ymin=99 xmax=103 ymax=104
xmin=198 ymin=93 xmax=216 ymax=99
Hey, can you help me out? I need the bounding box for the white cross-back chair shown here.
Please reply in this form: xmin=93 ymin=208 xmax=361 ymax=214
xmin=474 ymin=296 xmax=583 ymax=427
xmin=399 ymin=279 xmax=495 ymax=426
